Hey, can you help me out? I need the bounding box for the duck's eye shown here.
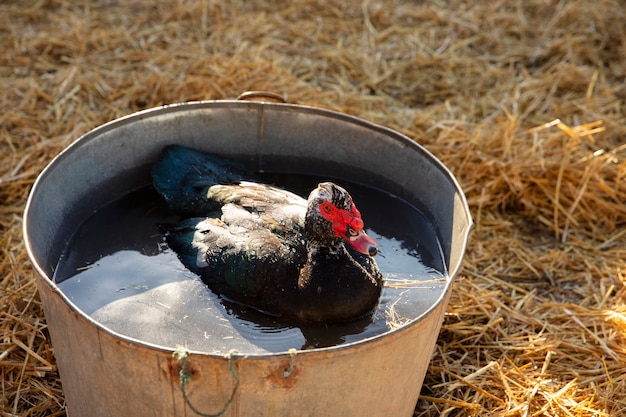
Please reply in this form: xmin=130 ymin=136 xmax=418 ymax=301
xmin=346 ymin=226 xmax=358 ymax=237
xmin=320 ymin=202 xmax=333 ymax=214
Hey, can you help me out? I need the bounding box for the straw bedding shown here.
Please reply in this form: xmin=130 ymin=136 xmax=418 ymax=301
xmin=1 ymin=0 xmax=624 ymax=415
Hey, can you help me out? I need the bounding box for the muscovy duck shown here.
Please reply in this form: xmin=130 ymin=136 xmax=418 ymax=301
xmin=151 ymin=145 xmax=383 ymax=323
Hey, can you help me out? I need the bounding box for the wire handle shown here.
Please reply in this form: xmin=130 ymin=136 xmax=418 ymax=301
xmin=174 ymin=347 xmax=240 ymax=417
xmin=236 ymin=91 xmax=288 ymax=103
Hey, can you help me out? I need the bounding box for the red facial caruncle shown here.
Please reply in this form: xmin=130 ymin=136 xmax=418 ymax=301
xmin=319 ymin=200 xmax=378 ymax=256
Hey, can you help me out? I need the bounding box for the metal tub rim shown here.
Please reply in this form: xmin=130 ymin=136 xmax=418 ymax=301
xmin=24 ymin=98 xmax=473 ymax=358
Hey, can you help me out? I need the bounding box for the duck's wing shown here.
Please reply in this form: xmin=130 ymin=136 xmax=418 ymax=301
xmin=206 ymin=182 xmax=308 ymax=238
xmin=166 ymin=198 xmax=307 ymax=301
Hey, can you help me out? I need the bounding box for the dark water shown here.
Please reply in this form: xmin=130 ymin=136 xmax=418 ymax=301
xmin=54 ymin=175 xmax=448 ymax=354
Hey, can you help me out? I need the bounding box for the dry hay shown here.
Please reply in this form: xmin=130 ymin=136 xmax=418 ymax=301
xmin=1 ymin=0 xmax=625 ymax=416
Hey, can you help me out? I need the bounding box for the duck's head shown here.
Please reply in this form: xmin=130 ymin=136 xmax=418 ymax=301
xmin=305 ymin=182 xmax=378 ymax=256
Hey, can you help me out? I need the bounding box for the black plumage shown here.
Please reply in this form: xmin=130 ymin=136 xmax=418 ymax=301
xmin=152 ymin=145 xmax=383 ymax=323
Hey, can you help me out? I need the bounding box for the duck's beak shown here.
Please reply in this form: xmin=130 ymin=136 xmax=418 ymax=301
xmin=340 ymin=226 xmax=378 ymax=256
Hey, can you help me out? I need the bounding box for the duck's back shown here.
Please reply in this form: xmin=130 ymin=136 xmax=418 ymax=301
xmin=166 ymin=182 xmax=309 ymax=312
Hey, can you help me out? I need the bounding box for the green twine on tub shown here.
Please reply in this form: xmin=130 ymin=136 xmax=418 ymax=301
xmin=283 ymin=348 xmax=298 ymax=377
xmin=174 ymin=346 xmax=240 ymax=417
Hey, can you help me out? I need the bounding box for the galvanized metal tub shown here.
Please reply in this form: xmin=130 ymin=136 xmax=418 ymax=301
xmin=23 ymin=96 xmax=472 ymax=417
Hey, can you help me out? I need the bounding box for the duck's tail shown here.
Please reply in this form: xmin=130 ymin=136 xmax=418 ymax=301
xmin=151 ymin=145 xmax=254 ymax=217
